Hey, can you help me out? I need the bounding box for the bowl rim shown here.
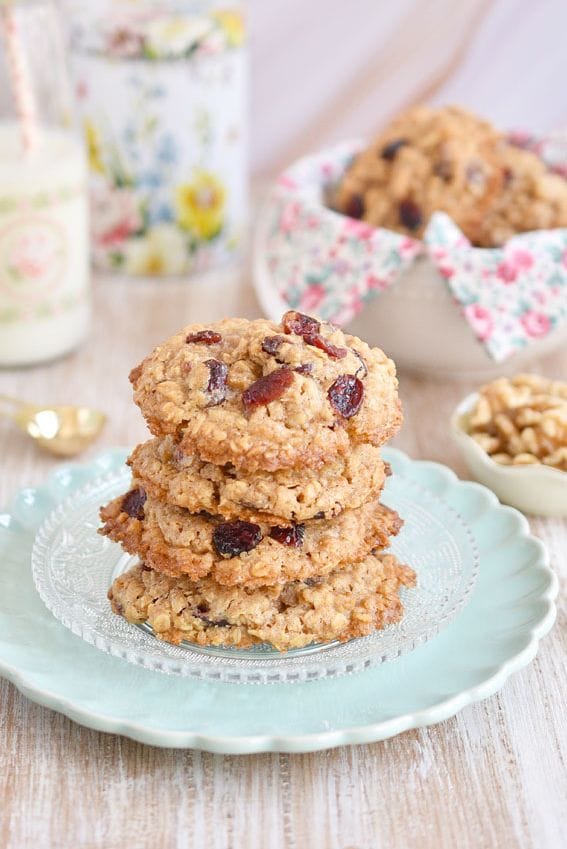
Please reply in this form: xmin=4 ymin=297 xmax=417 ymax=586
xmin=451 ymin=391 xmax=567 ymax=484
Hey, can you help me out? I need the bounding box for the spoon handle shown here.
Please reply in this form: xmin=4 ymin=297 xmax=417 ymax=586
xmin=0 ymin=393 xmax=27 ymax=408
xmin=0 ymin=394 xmax=32 ymax=423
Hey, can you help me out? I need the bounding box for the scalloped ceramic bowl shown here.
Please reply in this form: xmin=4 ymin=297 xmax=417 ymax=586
xmin=254 ymin=141 xmax=567 ymax=381
xmin=451 ymin=392 xmax=567 ymax=517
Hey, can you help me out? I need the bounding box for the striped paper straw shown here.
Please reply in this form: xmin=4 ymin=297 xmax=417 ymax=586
xmin=1 ymin=1 xmax=39 ymax=155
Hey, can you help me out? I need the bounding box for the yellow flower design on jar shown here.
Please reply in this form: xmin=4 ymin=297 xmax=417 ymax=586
xmin=125 ymin=225 xmax=188 ymax=276
xmin=84 ymin=119 xmax=105 ymax=175
xmin=145 ymin=15 xmax=214 ymax=58
xmin=175 ymin=170 xmax=226 ymax=241
xmin=213 ymin=9 xmax=245 ymax=47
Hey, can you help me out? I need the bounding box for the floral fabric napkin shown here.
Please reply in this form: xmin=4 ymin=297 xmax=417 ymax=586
xmin=265 ymin=139 xmax=567 ymax=362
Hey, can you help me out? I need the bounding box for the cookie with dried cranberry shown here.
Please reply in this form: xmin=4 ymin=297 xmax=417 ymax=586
xmin=99 ymin=486 xmax=402 ymax=588
xmin=470 ymin=143 xmax=567 ymax=247
xmin=335 ymin=105 xmax=506 ymax=244
xmin=129 ymin=313 xmax=401 ymax=473
xmin=128 ymin=435 xmax=389 ymax=523
xmin=108 ymin=553 xmax=416 ymax=651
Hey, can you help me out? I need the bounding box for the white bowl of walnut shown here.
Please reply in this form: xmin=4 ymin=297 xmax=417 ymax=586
xmin=451 ymin=374 xmax=567 ymax=517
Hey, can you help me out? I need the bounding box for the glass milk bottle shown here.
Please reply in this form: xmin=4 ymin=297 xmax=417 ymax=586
xmin=0 ymin=0 xmax=89 ymax=366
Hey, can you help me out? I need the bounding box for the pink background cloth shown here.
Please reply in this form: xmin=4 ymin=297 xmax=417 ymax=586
xmin=250 ymin=0 xmax=567 ymax=176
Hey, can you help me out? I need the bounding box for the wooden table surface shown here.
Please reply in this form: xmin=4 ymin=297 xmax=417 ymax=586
xmin=0 ymin=269 xmax=565 ymax=849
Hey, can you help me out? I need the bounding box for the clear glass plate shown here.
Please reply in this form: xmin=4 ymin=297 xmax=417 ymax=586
xmin=31 ymin=458 xmax=479 ymax=684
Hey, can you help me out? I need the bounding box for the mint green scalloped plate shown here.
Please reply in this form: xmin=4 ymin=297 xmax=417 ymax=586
xmin=0 ymin=448 xmax=557 ymax=753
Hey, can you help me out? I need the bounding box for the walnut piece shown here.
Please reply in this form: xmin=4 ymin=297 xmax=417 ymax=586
xmin=466 ymin=374 xmax=567 ymax=471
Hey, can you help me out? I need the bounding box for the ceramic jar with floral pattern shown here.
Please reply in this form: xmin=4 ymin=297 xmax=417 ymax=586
xmin=66 ymin=0 xmax=247 ymax=277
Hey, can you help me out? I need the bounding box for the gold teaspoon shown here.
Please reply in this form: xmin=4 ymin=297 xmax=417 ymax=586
xmin=0 ymin=394 xmax=106 ymax=457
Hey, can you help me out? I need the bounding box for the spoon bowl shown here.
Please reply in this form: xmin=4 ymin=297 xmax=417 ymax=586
xmin=21 ymin=406 xmax=106 ymax=457
xmin=1 ymin=395 xmax=106 ymax=457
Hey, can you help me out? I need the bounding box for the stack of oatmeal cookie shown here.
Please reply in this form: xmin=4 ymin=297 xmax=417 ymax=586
xmin=101 ymin=311 xmax=415 ymax=652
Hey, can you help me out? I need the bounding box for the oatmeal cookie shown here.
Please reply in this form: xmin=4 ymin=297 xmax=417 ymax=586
xmin=108 ymin=553 xmax=416 ymax=651
xmin=471 ymin=144 xmax=567 ymax=247
xmin=99 ymin=486 xmax=402 ymax=588
xmin=128 ymin=312 xmax=402 ymax=472
xmin=128 ymin=435 xmax=389 ymax=523
xmin=335 ymin=105 xmax=567 ymax=247
xmin=335 ymin=105 xmax=505 ymax=244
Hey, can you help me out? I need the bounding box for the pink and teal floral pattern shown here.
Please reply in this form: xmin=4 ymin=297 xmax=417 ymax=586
xmin=69 ymin=3 xmax=247 ymax=276
xmin=427 ymin=212 xmax=567 ymax=360
xmin=67 ymin=3 xmax=246 ymax=60
xmin=265 ymin=138 xmax=567 ymax=362
xmin=264 ymin=141 xmax=421 ymax=326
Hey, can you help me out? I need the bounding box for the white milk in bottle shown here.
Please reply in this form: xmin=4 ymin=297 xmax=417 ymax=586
xmin=0 ymin=0 xmax=90 ymax=366
xmin=0 ymin=123 xmax=89 ymax=365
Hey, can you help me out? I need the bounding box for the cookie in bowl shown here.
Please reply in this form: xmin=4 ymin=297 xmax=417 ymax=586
xmin=255 ymin=107 xmax=567 ymax=380
xmin=334 ymin=104 xmax=567 ymax=247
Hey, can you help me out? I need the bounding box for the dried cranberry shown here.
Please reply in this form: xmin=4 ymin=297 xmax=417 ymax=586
xmin=434 ymin=160 xmax=452 ymax=181
xmin=328 ymin=375 xmax=364 ymax=418
xmin=205 ymin=358 xmax=228 ymax=406
xmin=399 ymin=200 xmax=423 ymax=232
xmin=186 ymin=330 xmax=222 ymax=344
xmin=193 ymin=608 xmax=230 ymax=627
xmin=213 ymin=520 xmax=262 ymax=557
xmin=242 ymin=367 xmax=294 ymax=410
xmin=282 ymin=311 xmax=346 ymax=359
xmin=303 ymin=332 xmax=347 ymax=359
xmin=503 ymin=166 xmax=514 ymax=187
xmin=312 ymin=511 xmax=325 ymax=520
xmin=282 ymin=310 xmax=320 ymax=336
xmin=345 ymin=193 xmax=364 ymax=219
xmin=295 ymin=363 xmax=314 ymax=375
xmin=121 ymin=487 xmax=147 ymax=520
xmin=261 ymin=335 xmax=286 ymax=356
xmin=381 ymin=138 xmax=408 ymax=161
xmin=269 ymin=523 xmax=305 ymax=548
